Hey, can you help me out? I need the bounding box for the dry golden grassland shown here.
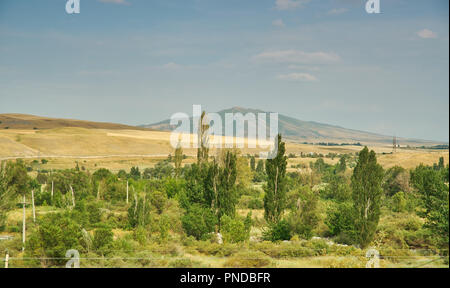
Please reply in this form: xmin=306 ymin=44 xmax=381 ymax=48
xmin=0 ymin=127 xmax=448 ymax=171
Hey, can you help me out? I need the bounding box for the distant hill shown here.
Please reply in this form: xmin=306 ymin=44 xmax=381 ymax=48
xmin=141 ymin=107 xmax=444 ymax=146
xmin=0 ymin=114 xmax=150 ymax=131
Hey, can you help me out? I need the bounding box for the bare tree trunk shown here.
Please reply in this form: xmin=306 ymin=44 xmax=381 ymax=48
xmin=51 ymin=180 xmax=54 ymax=201
xmin=70 ymin=185 xmax=75 ymax=208
xmin=22 ymin=194 xmax=26 ymax=251
xmin=31 ymin=189 xmax=36 ymax=223
xmin=4 ymin=250 xmax=8 ymax=268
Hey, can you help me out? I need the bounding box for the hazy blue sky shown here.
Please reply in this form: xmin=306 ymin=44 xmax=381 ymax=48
xmin=0 ymin=0 xmax=448 ymax=142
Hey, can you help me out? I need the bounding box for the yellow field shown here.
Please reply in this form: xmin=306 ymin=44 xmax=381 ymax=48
xmin=0 ymin=127 xmax=447 ymax=171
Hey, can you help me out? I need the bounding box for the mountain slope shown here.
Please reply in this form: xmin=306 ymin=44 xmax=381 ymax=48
xmin=141 ymin=107 xmax=442 ymax=146
xmin=0 ymin=114 xmax=150 ymax=131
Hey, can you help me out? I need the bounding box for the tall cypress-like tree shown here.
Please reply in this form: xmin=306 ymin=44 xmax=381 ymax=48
xmin=351 ymin=147 xmax=384 ymax=248
xmin=197 ymin=111 xmax=210 ymax=165
xmin=264 ymin=134 xmax=287 ymax=224
xmin=217 ymin=151 xmax=237 ymax=229
xmin=250 ymin=156 xmax=256 ymax=171
xmin=174 ymin=141 xmax=183 ymax=178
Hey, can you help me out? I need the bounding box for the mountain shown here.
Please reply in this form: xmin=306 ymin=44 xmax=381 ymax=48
xmin=141 ymin=107 xmax=443 ymax=146
xmin=0 ymin=114 xmax=150 ymax=131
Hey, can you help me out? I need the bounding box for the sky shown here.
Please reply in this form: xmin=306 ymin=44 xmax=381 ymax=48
xmin=0 ymin=0 xmax=448 ymax=142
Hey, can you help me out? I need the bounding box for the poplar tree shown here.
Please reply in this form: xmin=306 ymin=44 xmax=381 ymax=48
xmin=250 ymin=156 xmax=256 ymax=171
xmin=174 ymin=141 xmax=183 ymax=178
xmin=217 ymin=151 xmax=237 ymax=229
xmin=264 ymin=134 xmax=287 ymax=223
xmin=351 ymin=147 xmax=384 ymax=248
xmin=197 ymin=111 xmax=210 ymax=165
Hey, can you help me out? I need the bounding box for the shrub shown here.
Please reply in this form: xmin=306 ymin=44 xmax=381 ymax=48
xmin=263 ymin=219 xmax=292 ymax=242
xmin=325 ymin=202 xmax=356 ymax=244
xmin=25 ymin=212 xmax=83 ymax=267
xmin=392 ymin=191 xmax=407 ymax=212
xmin=93 ymin=225 xmax=114 ymax=255
xmin=168 ymin=258 xmax=198 ymax=268
xmin=220 ymin=213 xmax=252 ymax=243
xmin=150 ymin=190 xmax=167 ymax=214
xmin=181 ymin=204 xmax=216 ymax=240
xmin=134 ymin=226 xmax=148 ymax=245
xmin=223 ymin=251 xmax=272 ymax=268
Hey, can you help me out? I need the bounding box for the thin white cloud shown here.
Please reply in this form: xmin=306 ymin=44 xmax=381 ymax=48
xmin=272 ymin=19 xmax=285 ymax=28
xmin=275 ymin=0 xmax=310 ymax=11
xmin=162 ymin=62 xmax=182 ymax=70
xmin=417 ymin=29 xmax=438 ymax=39
xmin=288 ymin=65 xmax=320 ymax=71
xmin=253 ymin=50 xmax=340 ymax=64
xmin=98 ymin=0 xmax=130 ymax=5
xmin=277 ymin=73 xmax=318 ymax=82
xmin=327 ymin=8 xmax=348 ymax=15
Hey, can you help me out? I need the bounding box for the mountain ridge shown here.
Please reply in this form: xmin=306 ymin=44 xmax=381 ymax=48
xmin=140 ymin=107 xmax=446 ymax=146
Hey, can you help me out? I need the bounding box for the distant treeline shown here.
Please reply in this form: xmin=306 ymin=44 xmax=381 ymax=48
xmin=418 ymin=144 xmax=449 ymax=150
xmin=301 ymin=142 xmax=362 ymax=147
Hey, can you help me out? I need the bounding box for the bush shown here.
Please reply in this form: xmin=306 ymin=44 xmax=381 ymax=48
xmin=392 ymin=192 xmax=407 ymax=212
xmin=93 ymin=225 xmax=114 ymax=255
xmin=168 ymin=258 xmax=198 ymax=268
xmin=181 ymin=204 xmax=216 ymax=240
xmin=134 ymin=226 xmax=148 ymax=245
xmin=220 ymin=213 xmax=252 ymax=243
xmin=238 ymin=195 xmax=263 ymax=209
xmin=25 ymin=212 xmax=83 ymax=267
xmin=150 ymin=190 xmax=167 ymax=214
xmin=223 ymin=251 xmax=272 ymax=268
xmin=325 ymin=202 xmax=356 ymax=244
xmin=263 ymin=220 xmax=292 ymax=242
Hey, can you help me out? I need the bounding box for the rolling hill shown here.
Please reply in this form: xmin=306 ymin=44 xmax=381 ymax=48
xmin=141 ymin=107 xmax=444 ymax=146
xmin=0 ymin=114 xmax=150 ymax=131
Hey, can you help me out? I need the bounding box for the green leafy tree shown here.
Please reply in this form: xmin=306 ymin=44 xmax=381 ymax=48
xmin=263 ymin=219 xmax=292 ymax=242
xmin=264 ymin=134 xmax=287 ymax=223
xmin=25 ymin=212 xmax=83 ymax=267
xmin=197 ymin=111 xmax=210 ymax=164
xmin=256 ymin=159 xmax=264 ymax=173
xmin=392 ymin=191 xmax=407 ymax=212
xmin=289 ymin=189 xmax=320 ymax=240
xmin=128 ymin=195 xmax=151 ymax=228
xmin=217 ymin=151 xmax=238 ymax=228
xmin=93 ymin=225 xmax=114 ymax=255
xmin=220 ymin=213 xmax=252 ymax=243
xmin=351 ymin=147 xmax=384 ymax=248
xmin=383 ymin=166 xmax=410 ymax=196
xmin=150 ymin=190 xmax=167 ymax=214
xmin=325 ymin=202 xmax=356 ymax=244
xmin=411 ymin=164 xmax=449 ymax=249
xmin=130 ymin=166 xmax=141 ymax=180
xmin=181 ymin=204 xmax=216 ymax=240
xmin=250 ymin=156 xmax=256 ymax=171
xmin=335 ymin=156 xmax=347 ymax=173
xmin=174 ymin=141 xmax=183 ymax=178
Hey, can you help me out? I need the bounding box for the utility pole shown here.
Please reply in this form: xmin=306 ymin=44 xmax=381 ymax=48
xmin=70 ymin=185 xmax=75 ymax=208
xmin=22 ymin=195 xmax=26 ymax=251
xmin=5 ymin=249 xmax=9 ymax=268
xmin=31 ymin=189 xmax=36 ymax=223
